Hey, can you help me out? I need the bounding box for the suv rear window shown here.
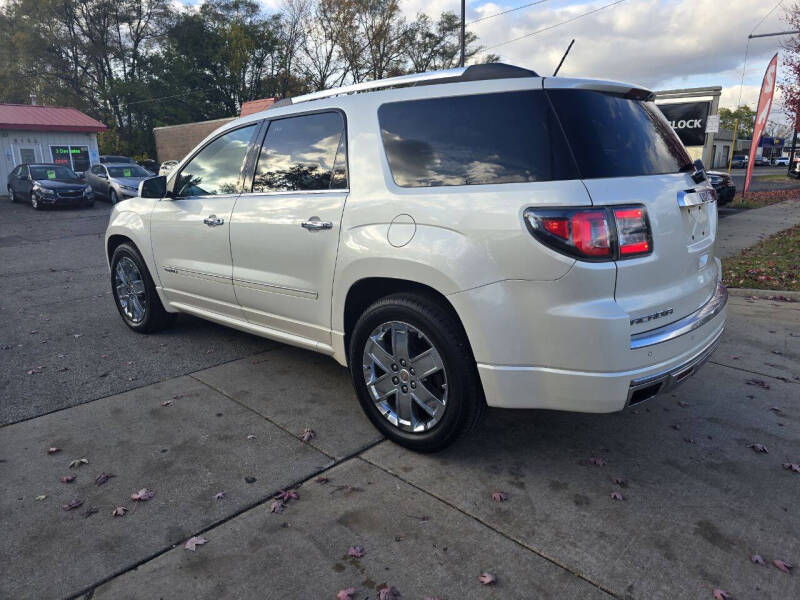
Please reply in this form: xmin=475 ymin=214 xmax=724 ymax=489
xmin=378 ymin=91 xmax=577 ymax=187
xmin=547 ymin=89 xmax=692 ymax=179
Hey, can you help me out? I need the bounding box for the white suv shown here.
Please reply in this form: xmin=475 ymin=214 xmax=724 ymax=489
xmin=105 ymin=64 xmax=726 ymax=452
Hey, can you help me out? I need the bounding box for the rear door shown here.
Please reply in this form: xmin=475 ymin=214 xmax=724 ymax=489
xmin=546 ymin=81 xmax=718 ymax=333
xmin=230 ymin=111 xmax=349 ymax=345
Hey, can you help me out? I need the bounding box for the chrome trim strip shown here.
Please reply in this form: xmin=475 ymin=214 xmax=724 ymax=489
xmin=630 ymin=282 xmax=727 ymax=349
xmin=162 ymin=266 xmax=231 ymax=283
xmin=233 ymin=278 xmax=317 ymax=300
xmin=626 ymin=326 xmax=723 ymax=405
xmin=677 ymin=188 xmax=716 ymax=207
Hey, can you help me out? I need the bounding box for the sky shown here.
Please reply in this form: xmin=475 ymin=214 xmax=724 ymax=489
xmin=256 ymin=0 xmax=791 ymax=119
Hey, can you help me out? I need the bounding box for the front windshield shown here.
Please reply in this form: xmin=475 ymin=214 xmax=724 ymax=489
xmin=30 ymin=166 xmax=78 ymax=180
xmin=108 ymin=165 xmax=150 ymax=178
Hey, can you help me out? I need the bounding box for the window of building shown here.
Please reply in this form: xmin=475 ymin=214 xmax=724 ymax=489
xmin=50 ymin=145 xmax=91 ymax=173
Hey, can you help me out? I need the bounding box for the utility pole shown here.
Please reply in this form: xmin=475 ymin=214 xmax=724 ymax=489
xmin=460 ymin=0 xmax=466 ymax=67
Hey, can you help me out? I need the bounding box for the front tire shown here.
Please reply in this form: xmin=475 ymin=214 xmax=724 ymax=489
xmin=109 ymin=189 xmax=118 ymax=204
xmin=349 ymin=293 xmax=485 ymax=452
xmin=30 ymin=193 xmax=42 ymax=210
xmin=110 ymin=243 xmax=174 ymax=333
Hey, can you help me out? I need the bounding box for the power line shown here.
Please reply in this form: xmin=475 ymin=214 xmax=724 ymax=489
xmin=467 ymin=0 xmax=551 ymax=26
xmin=485 ymin=0 xmax=627 ymax=51
xmin=736 ymin=0 xmax=784 ymax=109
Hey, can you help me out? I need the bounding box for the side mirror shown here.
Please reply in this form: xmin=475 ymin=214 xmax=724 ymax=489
xmin=139 ymin=175 xmax=167 ymax=198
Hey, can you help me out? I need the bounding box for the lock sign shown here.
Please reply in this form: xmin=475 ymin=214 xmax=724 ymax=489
xmin=655 ymin=101 xmax=711 ymax=147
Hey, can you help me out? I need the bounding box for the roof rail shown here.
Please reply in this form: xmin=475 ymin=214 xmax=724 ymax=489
xmin=272 ymin=63 xmax=538 ymax=109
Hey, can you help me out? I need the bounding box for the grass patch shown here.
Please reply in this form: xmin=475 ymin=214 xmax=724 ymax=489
xmin=729 ymin=188 xmax=800 ymax=209
xmin=722 ymin=225 xmax=800 ymax=291
xmin=755 ymin=174 xmax=795 ymax=182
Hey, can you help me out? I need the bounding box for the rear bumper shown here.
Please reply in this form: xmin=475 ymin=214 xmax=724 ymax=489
xmin=450 ymin=270 xmax=727 ymax=412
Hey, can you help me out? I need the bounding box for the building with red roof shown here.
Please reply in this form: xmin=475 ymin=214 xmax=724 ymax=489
xmin=1 ymin=102 xmax=107 ymax=184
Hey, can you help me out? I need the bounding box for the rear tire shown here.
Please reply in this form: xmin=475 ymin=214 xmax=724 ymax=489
xmin=349 ymin=292 xmax=485 ymax=453
xmin=110 ymin=243 xmax=174 ymax=333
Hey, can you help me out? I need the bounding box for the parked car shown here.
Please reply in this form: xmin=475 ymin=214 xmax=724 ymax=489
xmin=158 ymin=160 xmax=179 ymax=176
xmin=771 ymin=156 xmax=789 ymax=166
xmin=7 ymin=163 xmax=93 ymax=209
xmin=706 ymin=171 xmax=736 ymax=204
xmin=86 ymin=163 xmax=153 ymax=204
xmin=100 ymin=155 xmax=136 ymax=164
xmin=791 ymin=156 xmax=800 ymax=178
xmin=731 ymin=155 xmax=748 ymax=168
xmin=138 ymin=159 xmax=159 ymax=174
xmin=105 ymin=64 xmax=727 ymax=451
xmin=753 ymin=156 xmax=770 ymax=166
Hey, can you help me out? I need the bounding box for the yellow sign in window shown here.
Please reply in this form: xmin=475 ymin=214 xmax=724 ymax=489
xmin=47 ymin=170 xmax=56 ymax=179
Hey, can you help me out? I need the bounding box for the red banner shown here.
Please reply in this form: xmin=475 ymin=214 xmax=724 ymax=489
xmin=744 ymin=53 xmax=779 ymax=194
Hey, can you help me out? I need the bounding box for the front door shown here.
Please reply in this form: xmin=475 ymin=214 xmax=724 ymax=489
xmin=230 ymin=111 xmax=349 ymax=345
xmin=150 ymin=123 xmax=259 ymax=317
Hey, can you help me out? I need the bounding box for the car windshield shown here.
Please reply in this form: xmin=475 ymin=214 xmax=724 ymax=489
xmin=107 ymin=165 xmax=150 ymax=177
xmin=30 ymin=166 xmax=78 ymax=180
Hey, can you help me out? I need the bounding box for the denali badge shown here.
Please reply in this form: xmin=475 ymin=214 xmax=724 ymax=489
xmin=631 ymin=308 xmax=674 ymax=326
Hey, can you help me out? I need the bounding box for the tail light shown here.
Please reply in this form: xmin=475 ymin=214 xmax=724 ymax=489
xmin=524 ymin=205 xmax=652 ymax=261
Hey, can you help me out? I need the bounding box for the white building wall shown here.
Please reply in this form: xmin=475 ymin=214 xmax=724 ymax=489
xmin=0 ymin=129 xmax=100 ymax=187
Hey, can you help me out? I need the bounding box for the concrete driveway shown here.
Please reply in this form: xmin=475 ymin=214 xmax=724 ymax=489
xmin=1 ymin=197 xmax=798 ymax=599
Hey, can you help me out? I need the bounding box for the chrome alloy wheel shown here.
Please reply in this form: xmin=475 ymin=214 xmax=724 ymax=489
xmin=114 ymin=257 xmax=147 ymax=323
xmin=362 ymin=321 xmax=448 ymax=433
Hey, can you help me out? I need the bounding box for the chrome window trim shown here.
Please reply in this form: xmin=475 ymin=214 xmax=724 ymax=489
xmin=237 ymin=188 xmax=349 ymax=198
xmin=630 ymin=282 xmax=727 ymax=349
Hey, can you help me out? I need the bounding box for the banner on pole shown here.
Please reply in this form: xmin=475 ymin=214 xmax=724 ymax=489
xmin=744 ymin=53 xmax=779 ymax=194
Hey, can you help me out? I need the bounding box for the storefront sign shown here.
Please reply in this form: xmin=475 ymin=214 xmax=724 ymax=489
xmin=656 ymin=101 xmax=711 ymax=146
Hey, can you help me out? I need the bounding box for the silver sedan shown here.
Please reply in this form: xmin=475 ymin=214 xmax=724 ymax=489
xmin=85 ymin=163 xmax=153 ymax=204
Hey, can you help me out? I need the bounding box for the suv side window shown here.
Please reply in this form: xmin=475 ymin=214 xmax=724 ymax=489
xmin=378 ymin=91 xmax=577 ymax=187
xmin=175 ymin=124 xmax=258 ymax=197
xmin=252 ymin=112 xmax=347 ymax=192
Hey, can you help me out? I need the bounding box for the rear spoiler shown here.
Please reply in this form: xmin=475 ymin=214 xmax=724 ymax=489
xmin=543 ymin=77 xmax=655 ymax=101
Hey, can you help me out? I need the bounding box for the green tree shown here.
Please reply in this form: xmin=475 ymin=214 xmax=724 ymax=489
xmin=719 ymin=106 xmax=755 ymax=139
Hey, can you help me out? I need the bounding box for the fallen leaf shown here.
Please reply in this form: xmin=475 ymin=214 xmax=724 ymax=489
xmin=60 ymin=475 xmax=75 ymax=483
xmin=131 ymin=488 xmax=155 ymax=501
xmin=276 ymin=489 xmax=298 ymax=502
xmin=244 ymin=476 xmax=256 ymax=484
xmin=745 ymin=378 xmax=770 ymax=390
xmin=769 ymin=407 xmax=782 ymax=413
xmin=112 ymin=506 xmax=128 ymax=517
xmin=678 ymin=401 xmax=689 ymax=407
xmin=773 ymin=559 xmax=793 ymax=573
xmin=491 ymin=491 xmax=507 ymax=502
xmin=379 ymin=586 xmax=401 ymax=599
xmin=69 ymin=458 xmax=89 ymax=469
xmin=62 ymin=498 xmax=83 ymax=511
xmin=751 ymin=554 xmax=766 ymax=565
xmin=782 ymin=462 xmax=800 ymax=473
xmin=301 ymin=427 xmax=316 ymax=442
xmin=270 ymin=500 xmax=285 ymax=514
xmin=35 ymin=494 xmax=47 ymax=501
xmin=73 ymin=334 xmax=83 ymax=338
xmin=610 ymin=491 xmax=625 ymax=501
xmin=588 ymin=456 xmax=607 ymax=466
xmin=684 ymin=437 xmax=696 ymax=444
xmin=47 ymin=447 xmax=60 ymax=455
xmin=712 ymin=589 xmax=730 ymax=600
xmin=478 ymin=572 xmax=496 ymax=585
xmin=748 ymin=443 xmax=768 ymax=453
xmin=315 ymin=476 xmax=329 ymax=484
xmin=348 ymin=545 xmax=365 ymax=558
xmin=95 ymin=472 xmax=115 ymax=486
xmin=160 ymin=400 xmax=173 ymax=407
xmin=214 ymin=491 xmax=226 ymax=501
xmin=336 ymin=588 xmax=357 ymax=600
xmin=246 ymin=434 xmax=256 ymax=440
xmin=184 ymin=536 xmax=207 ymax=551
xmin=82 ymin=507 xmax=98 ymax=518
xmin=611 ymin=476 xmax=627 ymax=487
xmin=671 ymin=424 xmax=681 ymax=430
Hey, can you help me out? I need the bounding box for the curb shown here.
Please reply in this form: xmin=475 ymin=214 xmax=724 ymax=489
xmin=727 ymin=287 xmax=800 ymax=301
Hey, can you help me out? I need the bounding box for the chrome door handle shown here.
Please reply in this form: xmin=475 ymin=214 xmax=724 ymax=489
xmin=203 ymin=215 xmax=224 ymax=227
xmin=301 ymin=217 xmax=333 ymax=232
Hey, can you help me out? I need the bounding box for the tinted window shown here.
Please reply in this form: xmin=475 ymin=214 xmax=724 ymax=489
xmin=547 ymin=89 xmax=692 ymax=179
xmin=30 ymin=166 xmax=78 ymax=180
xmin=175 ymin=125 xmax=257 ymax=197
xmin=253 ymin=112 xmax=346 ymax=192
xmin=108 ymin=165 xmax=150 ymax=177
xmin=379 ymin=91 xmax=576 ymax=187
